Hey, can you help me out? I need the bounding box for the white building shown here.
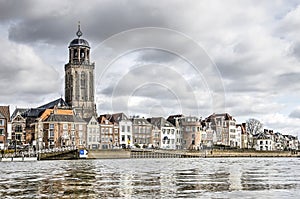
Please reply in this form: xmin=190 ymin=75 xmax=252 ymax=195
xmin=235 ymin=125 xmax=243 ymax=148
xmin=254 ymin=132 xmax=274 ymax=151
xmin=86 ymin=116 xmax=100 ymax=149
xmin=119 ymin=119 xmax=133 ymax=148
xmin=148 ymin=117 xmax=177 ymax=149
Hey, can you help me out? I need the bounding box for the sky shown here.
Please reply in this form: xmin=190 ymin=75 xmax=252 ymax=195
xmin=0 ymin=0 xmax=300 ymax=136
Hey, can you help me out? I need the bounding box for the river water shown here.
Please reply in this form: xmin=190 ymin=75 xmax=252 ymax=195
xmin=0 ymin=158 xmax=299 ymax=198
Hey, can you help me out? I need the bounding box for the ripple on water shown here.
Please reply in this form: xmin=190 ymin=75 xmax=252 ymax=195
xmin=0 ymin=158 xmax=300 ymax=198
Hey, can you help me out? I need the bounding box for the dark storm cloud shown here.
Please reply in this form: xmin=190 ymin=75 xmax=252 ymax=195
xmin=0 ymin=0 xmax=31 ymax=21
xmin=5 ymin=0 xmax=169 ymax=45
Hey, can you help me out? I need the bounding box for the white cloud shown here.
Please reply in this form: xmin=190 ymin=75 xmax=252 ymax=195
xmin=261 ymin=113 xmax=300 ymax=136
xmin=0 ymin=37 xmax=61 ymax=106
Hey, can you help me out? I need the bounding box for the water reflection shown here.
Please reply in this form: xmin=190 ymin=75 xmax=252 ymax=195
xmin=0 ymin=158 xmax=300 ymax=198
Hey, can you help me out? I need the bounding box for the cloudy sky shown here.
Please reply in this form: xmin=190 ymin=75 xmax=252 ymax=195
xmin=1 ymin=0 xmax=300 ymax=135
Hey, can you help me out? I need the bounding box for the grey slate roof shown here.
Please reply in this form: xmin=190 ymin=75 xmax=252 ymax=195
xmin=147 ymin=117 xmax=174 ymax=129
xmin=38 ymin=98 xmax=69 ymax=109
xmin=11 ymin=108 xmax=29 ymax=120
xmin=45 ymin=114 xmax=85 ymax=123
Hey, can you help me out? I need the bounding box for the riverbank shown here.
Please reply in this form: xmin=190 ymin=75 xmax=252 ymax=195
xmin=86 ymin=149 xmax=300 ymax=159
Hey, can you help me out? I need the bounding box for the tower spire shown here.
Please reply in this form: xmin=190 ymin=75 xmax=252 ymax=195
xmin=76 ymin=21 xmax=83 ymax=38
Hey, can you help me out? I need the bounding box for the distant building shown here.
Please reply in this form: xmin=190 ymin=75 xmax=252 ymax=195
xmin=205 ymin=113 xmax=236 ymax=146
xmin=11 ymin=98 xmax=70 ymax=147
xmin=181 ymin=116 xmax=202 ymax=150
xmin=86 ymin=116 xmax=100 ymax=149
xmin=283 ymin=134 xmax=299 ymax=151
xmin=201 ymin=121 xmax=217 ymax=148
xmin=98 ymin=115 xmax=119 ymax=149
xmin=0 ymin=106 xmax=10 ymax=149
xmin=32 ymin=106 xmax=87 ymax=149
xmin=132 ymin=117 xmax=153 ymax=148
xmin=253 ymin=129 xmax=274 ymax=151
xmin=10 ymin=111 xmax=26 ymax=146
xmin=109 ymin=113 xmax=133 ymax=149
xmin=167 ymin=115 xmax=184 ymax=149
xmin=148 ymin=117 xmax=177 ymax=149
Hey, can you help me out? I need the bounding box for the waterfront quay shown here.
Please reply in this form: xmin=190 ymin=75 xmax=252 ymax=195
xmin=87 ymin=148 xmax=300 ymax=159
xmin=2 ymin=147 xmax=299 ymax=161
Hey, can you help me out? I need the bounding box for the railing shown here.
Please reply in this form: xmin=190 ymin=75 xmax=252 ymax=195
xmin=38 ymin=146 xmax=77 ymax=154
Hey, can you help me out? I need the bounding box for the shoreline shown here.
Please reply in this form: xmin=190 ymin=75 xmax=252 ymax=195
xmin=85 ymin=149 xmax=300 ymax=159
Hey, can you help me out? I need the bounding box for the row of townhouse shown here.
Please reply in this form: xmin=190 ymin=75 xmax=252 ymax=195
xmin=253 ymin=129 xmax=299 ymax=151
xmin=1 ymin=101 xmax=299 ymax=151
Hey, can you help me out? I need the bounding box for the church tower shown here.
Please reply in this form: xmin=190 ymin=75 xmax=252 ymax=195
xmin=65 ymin=23 xmax=96 ymax=118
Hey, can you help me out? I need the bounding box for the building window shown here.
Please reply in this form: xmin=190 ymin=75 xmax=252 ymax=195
xmin=0 ymin=128 xmax=4 ymax=135
xmin=50 ymin=124 xmax=54 ymax=129
xmin=127 ymin=126 xmax=131 ymax=132
xmin=121 ymin=135 xmax=125 ymax=142
xmin=81 ymin=72 xmax=86 ymax=88
xmin=0 ymin=119 xmax=4 ymax=126
xmin=50 ymin=130 xmax=54 ymax=137
xmin=63 ymin=124 xmax=68 ymax=130
xmin=121 ymin=126 xmax=125 ymax=132
xmin=16 ymin=133 xmax=22 ymax=141
xmin=15 ymin=125 xmax=22 ymax=132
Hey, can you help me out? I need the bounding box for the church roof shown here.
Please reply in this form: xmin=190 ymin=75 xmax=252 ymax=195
xmin=69 ymin=38 xmax=90 ymax=48
xmin=37 ymin=98 xmax=68 ymax=109
xmin=69 ymin=23 xmax=90 ymax=48
xmin=40 ymin=109 xmax=73 ymax=121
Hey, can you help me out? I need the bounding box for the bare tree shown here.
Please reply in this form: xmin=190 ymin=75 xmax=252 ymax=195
xmin=246 ymin=118 xmax=263 ymax=135
xmin=246 ymin=118 xmax=263 ymax=149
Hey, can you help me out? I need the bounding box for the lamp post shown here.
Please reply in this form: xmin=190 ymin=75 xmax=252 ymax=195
xmin=14 ymin=139 xmax=19 ymax=157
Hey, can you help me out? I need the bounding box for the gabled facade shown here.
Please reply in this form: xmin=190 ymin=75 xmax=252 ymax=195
xmin=284 ymin=135 xmax=299 ymax=151
xmin=201 ymin=121 xmax=217 ymax=148
xmin=181 ymin=116 xmax=202 ymax=150
xmin=167 ymin=115 xmax=184 ymax=149
xmin=253 ymin=129 xmax=274 ymax=151
xmin=132 ymin=117 xmax=153 ymax=148
xmin=105 ymin=113 xmax=132 ymax=149
xmin=11 ymin=111 xmax=26 ymax=145
xmin=98 ymin=115 xmax=119 ymax=149
xmin=148 ymin=117 xmax=177 ymax=149
xmin=205 ymin=113 xmax=236 ymax=146
xmin=86 ymin=116 xmax=100 ymax=149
